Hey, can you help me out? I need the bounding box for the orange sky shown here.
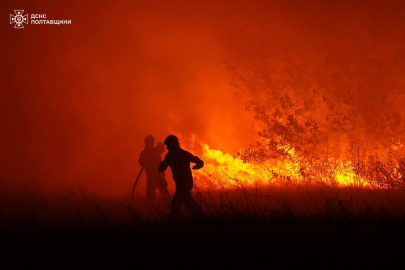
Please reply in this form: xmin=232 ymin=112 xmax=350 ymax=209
xmin=1 ymin=0 xmax=259 ymax=192
xmin=1 ymin=0 xmax=405 ymax=193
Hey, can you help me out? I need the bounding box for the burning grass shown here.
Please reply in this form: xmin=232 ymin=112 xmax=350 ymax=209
xmin=4 ymin=137 xmax=404 ymax=266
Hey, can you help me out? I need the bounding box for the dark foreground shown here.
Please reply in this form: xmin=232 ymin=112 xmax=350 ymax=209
xmin=3 ymin=216 xmax=405 ymax=268
xmin=1 ymin=185 xmax=405 ymax=268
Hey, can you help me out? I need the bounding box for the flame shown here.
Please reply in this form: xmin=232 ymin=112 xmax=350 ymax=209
xmin=174 ymin=135 xmax=402 ymax=189
xmin=196 ymin=143 xmax=275 ymax=187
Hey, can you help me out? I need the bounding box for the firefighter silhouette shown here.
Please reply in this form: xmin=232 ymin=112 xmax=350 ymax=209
xmin=138 ymin=135 xmax=170 ymax=202
xmin=159 ymin=135 xmax=204 ymax=218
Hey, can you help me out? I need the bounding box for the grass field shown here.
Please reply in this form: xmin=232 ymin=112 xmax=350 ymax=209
xmin=1 ymin=180 xmax=405 ymax=268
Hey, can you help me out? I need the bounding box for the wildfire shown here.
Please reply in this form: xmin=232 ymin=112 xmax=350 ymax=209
xmin=174 ymin=135 xmax=400 ymax=189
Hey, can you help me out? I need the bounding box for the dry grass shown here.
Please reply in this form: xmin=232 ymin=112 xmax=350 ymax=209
xmin=1 ymin=178 xmax=405 ymax=227
xmin=1 ymin=178 xmax=405 ymax=267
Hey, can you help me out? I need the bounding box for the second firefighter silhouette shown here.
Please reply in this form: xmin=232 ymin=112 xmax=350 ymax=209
xmin=138 ymin=135 xmax=170 ymax=202
xmin=159 ymin=135 xmax=204 ymax=218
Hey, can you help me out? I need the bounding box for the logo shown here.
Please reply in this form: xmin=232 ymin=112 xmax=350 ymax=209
xmin=10 ymin=10 xmax=28 ymax=28
xmin=9 ymin=10 xmax=72 ymax=28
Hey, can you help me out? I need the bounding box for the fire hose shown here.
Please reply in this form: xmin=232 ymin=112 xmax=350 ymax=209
xmin=131 ymin=167 xmax=145 ymax=199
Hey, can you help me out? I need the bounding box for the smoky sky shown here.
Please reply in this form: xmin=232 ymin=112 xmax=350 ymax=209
xmin=1 ymin=0 xmax=405 ymax=192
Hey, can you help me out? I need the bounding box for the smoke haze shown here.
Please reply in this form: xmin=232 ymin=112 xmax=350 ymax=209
xmin=2 ymin=0 xmax=405 ymax=192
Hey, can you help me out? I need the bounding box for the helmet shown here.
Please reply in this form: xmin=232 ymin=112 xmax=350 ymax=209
xmin=144 ymin=135 xmax=155 ymax=145
xmin=164 ymin=135 xmax=180 ymax=146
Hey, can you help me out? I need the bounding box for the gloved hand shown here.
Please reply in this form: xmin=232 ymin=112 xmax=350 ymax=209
xmin=192 ymin=164 xmax=203 ymax=170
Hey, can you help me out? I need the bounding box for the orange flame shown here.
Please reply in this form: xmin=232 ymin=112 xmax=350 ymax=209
xmin=175 ymin=134 xmax=389 ymax=189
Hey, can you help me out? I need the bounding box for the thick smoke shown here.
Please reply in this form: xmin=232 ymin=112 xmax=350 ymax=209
xmin=1 ymin=0 xmax=405 ymax=192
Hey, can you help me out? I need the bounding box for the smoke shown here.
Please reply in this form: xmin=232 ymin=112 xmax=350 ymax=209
xmin=1 ymin=0 xmax=257 ymax=192
xmin=219 ymin=0 xmax=405 ymax=156
xmin=1 ymin=0 xmax=405 ymax=192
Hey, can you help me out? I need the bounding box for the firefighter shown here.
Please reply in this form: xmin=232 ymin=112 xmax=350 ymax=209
xmin=158 ymin=135 xmax=204 ymax=219
xmin=138 ymin=135 xmax=170 ymax=203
